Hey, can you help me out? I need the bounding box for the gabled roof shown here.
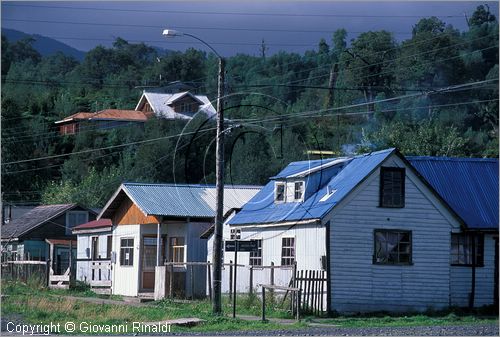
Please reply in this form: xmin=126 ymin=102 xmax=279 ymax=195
xmin=229 ymin=148 xmax=396 ymax=226
xmin=55 ymin=109 xmax=149 ymax=124
xmin=408 ymin=157 xmax=499 ymax=230
xmin=1 ymin=204 xmax=79 ymax=239
xmin=135 ymin=91 xmax=216 ymax=119
xmin=99 ymin=183 xmax=261 ymax=220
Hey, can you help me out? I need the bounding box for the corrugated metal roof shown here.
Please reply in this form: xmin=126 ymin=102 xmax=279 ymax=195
xmin=229 ymin=148 xmax=395 ymax=225
xmin=2 ymin=204 xmax=77 ymax=239
xmin=408 ymin=157 xmax=499 ymax=229
xmin=55 ymin=110 xmax=148 ymax=124
xmin=136 ymin=91 xmax=216 ymax=119
xmin=118 ymin=183 xmax=261 ymax=218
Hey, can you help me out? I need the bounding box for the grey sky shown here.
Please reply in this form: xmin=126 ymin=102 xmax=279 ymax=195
xmin=2 ymin=1 xmax=499 ymax=56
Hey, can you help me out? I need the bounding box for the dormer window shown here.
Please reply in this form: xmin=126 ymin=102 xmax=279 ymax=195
xmin=275 ymin=182 xmax=285 ymax=202
xmin=294 ymin=181 xmax=304 ymax=201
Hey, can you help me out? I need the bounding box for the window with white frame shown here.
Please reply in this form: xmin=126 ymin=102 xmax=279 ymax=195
xmin=230 ymin=228 xmax=241 ymax=240
xmin=169 ymin=237 xmax=185 ymax=263
xmin=249 ymin=239 xmax=262 ymax=266
xmin=275 ymin=182 xmax=285 ymax=202
xmin=294 ymin=181 xmax=304 ymax=201
xmin=281 ymin=237 xmax=295 ymax=266
xmin=120 ymin=238 xmax=134 ymax=266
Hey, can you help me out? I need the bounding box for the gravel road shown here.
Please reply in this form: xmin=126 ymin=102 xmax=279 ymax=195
xmin=166 ymin=324 xmax=498 ymax=336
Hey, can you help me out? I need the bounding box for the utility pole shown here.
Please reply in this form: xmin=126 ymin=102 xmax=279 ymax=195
xmin=213 ymin=57 xmax=226 ymax=315
xmin=162 ymin=29 xmax=226 ymax=315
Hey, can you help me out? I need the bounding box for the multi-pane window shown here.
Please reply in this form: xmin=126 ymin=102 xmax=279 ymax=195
xmin=380 ymin=167 xmax=405 ymax=208
xmin=281 ymin=237 xmax=295 ymax=266
xmin=294 ymin=181 xmax=304 ymax=201
xmin=275 ymin=182 xmax=285 ymax=202
xmin=169 ymin=237 xmax=185 ymax=263
xmin=230 ymin=229 xmax=241 ymax=240
xmin=451 ymin=233 xmax=484 ymax=266
xmin=249 ymin=239 xmax=262 ymax=266
xmin=66 ymin=211 xmax=88 ymax=235
xmin=142 ymin=237 xmax=158 ymax=268
xmin=373 ymin=230 xmax=412 ymax=265
xmin=120 ymin=238 xmax=134 ymax=266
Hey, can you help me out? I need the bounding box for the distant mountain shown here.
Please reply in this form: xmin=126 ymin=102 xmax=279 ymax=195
xmin=2 ymin=28 xmax=86 ymax=61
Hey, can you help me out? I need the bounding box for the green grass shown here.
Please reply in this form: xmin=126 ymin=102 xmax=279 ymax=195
xmin=1 ymin=280 xmax=497 ymax=334
xmin=1 ymin=281 xmax=299 ymax=335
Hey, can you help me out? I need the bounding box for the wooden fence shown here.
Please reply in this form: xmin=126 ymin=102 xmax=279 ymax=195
xmin=48 ymin=266 xmax=70 ymax=289
xmin=1 ymin=260 xmax=48 ymax=284
xmin=293 ymin=269 xmax=327 ymax=315
xmin=89 ymin=261 xmax=111 ymax=294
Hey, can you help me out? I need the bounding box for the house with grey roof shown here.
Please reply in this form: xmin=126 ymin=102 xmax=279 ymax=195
xmin=135 ymin=86 xmax=216 ymax=120
xmin=221 ymin=148 xmax=498 ymax=313
xmin=1 ymin=204 xmax=97 ymax=273
xmin=94 ymin=182 xmax=260 ymax=298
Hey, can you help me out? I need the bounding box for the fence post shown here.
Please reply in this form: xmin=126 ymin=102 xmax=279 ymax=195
xmin=45 ymin=259 xmax=51 ymax=288
xmin=291 ymin=262 xmax=297 ymax=312
xmin=169 ymin=264 xmax=174 ymax=298
xmin=270 ymin=262 xmax=274 ymax=297
xmin=297 ymin=289 xmax=301 ymax=320
xmin=190 ymin=264 xmax=194 ymax=299
xmin=249 ymin=266 xmax=253 ymax=295
xmin=261 ymin=286 xmax=266 ymax=322
xmin=229 ymin=260 xmax=233 ymax=301
xmin=208 ymin=263 xmax=212 ymax=300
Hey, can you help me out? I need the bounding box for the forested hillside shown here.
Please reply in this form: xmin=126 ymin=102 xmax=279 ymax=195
xmin=1 ymin=6 xmax=498 ymax=208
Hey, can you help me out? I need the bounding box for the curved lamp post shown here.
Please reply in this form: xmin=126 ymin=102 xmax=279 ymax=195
xmin=163 ymin=29 xmax=225 ymax=315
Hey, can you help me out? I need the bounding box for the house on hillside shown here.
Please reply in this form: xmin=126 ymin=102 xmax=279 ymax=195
xmin=135 ymin=87 xmax=216 ymax=120
xmin=222 ymin=148 xmax=498 ymax=313
xmin=72 ymin=219 xmax=113 ymax=288
xmin=55 ymin=109 xmax=150 ymax=135
xmin=1 ymin=204 xmax=97 ymax=272
xmin=94 ymin=183 xmax=260 ymax=298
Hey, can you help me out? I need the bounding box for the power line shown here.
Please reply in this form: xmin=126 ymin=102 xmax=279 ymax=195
xmin=2 ymin=4 xmax=466 ymax=18
xmin=1 ymin=127 xmax=216 ymax=166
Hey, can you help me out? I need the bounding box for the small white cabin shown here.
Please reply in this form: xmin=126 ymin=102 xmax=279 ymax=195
xmin=97 ymin=183 xmax=260 ymax=299
xmin=72 ymin=219 xmax=113 ymax=288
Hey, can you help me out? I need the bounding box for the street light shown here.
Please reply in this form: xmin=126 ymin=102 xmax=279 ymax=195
xmin=163 ymin=29 xmax=226 ymax=315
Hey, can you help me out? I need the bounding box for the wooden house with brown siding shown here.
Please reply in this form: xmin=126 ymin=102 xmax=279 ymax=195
xmin=96 ymin=183 xmax=260 ymax=298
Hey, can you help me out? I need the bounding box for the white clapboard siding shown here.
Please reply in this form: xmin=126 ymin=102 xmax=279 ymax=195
xmin=450 ymin=234 xmax=496 ymax=307
xmin=325 ymin=154 xmax=458 ymax=313
xmin=207 ymin=214 xmax=326 ymax=294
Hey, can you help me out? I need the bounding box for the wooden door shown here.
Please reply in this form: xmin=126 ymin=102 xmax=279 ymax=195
xmin=141 ymin=236 xmax=158 ymax=290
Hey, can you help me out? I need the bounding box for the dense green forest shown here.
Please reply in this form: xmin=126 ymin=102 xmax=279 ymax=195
xmin=1 ymin=6 xmax=498 ymax=208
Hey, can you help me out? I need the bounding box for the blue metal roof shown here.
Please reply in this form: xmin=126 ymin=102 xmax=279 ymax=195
xmin=121 ymin=183 xmax=261 ymax=218
xmin=229 ymin=148 xmax=395 ymax=225
xmin=271 ymin=158 xmax=338 ymax=179
xmin=408 ymin=157 xmax=499 ymax=230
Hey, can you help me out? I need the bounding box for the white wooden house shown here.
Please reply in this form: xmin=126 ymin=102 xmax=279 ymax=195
xmin=72 ymin=219 xmax=113 ymax=290
xmin=225 ymin=148 xmax=498 ymax=313
xmin=97 ymin=183 xmax=260 ymax=298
